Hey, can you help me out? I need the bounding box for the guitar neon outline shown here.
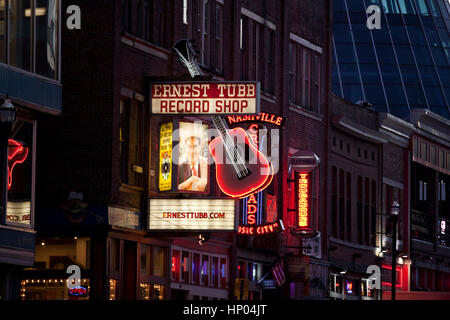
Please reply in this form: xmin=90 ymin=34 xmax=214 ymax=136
xmin=8 ymin=139 xmax=29 ymax=190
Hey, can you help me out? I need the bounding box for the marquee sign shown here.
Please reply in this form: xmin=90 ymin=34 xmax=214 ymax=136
xmin=148 ymin=198 xmax=236 ymax=231
xmin=151 ymin=82 xmax=260 ymax=115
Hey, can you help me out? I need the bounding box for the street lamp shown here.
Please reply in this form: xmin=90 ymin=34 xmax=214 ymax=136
xmin=390 ymin=200 xmax=400 ymax=300
xmin=0 ymin=98 xmax=16 ymax=224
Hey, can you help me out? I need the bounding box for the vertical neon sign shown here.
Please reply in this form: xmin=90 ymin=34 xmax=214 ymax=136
xmin=297 ymin=172 xmax=310 ymax=228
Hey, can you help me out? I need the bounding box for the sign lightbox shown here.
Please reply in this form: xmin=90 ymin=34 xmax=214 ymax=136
xmin=151 ymin=82 xmax=260 ymax=115
xmin=148 ymin=198 xmax=236 ymax=231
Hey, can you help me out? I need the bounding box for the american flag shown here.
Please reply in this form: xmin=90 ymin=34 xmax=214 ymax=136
xmin=271 ymin=260 xmax=285 ymax=287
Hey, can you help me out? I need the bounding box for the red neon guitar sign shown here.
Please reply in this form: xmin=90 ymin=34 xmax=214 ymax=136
xmin=173 ymin=39 xmax=273 ymax=199
xmin=8 ymin=139 xmax=29 ymax=190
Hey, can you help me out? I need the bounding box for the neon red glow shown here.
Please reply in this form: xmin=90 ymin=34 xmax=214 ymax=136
xmin=247 ymin=193 xmax=257 ymax=225
xmin=8 ymin=139 xmax=29 ymax=190
xmin=382 ymin=264 xmax=402 ymax=288
xmin=209 ymin=127 xmax=273 ymax=199
xmin=172 ymin=257 xmax=176 ymax=272
xmin=297 ymin=173 xmax=309 ymax=227
xmin=237 ymin=220 xmax=284 ymax=235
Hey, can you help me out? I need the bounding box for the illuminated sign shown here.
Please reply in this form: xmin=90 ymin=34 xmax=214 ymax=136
xmin=238 ymin=220 xmax=284 ymax=235
xmin=159 ymin=122 xmax=173 ymax=191
xmin=151 ymin=82 xmax=260 ymax=115
xmin=226 ymin=112 xmax=284 ymax=127
xmin=6 ymin=201 xmax=31 ymax=224
xmin=148 ymin=199 xmax=236 ymax=231
xmin=177 ymin=121 xmax=209 ymax=193
xmin=346 ymin=281 xmax=353 ymax=294
xmin=68 ymin=286 xmax=87 ymax=297
xmin=235 ymin=124 xmax=282 ymax=236
xmin=8 ymin=139 xmax=29 ymax=190
xmin=297 ymin=172 xmax=310 ymax=227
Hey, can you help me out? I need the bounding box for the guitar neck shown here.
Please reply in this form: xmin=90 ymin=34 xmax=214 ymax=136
xmin=184 ymin=55 xmax=234 ymax=149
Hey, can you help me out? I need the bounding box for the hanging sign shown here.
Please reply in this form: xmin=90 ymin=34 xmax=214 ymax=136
xmin=159 ymin=122 xmax=173 ymax=191
xmin=151 ymin=82 xmax=260 ymax=115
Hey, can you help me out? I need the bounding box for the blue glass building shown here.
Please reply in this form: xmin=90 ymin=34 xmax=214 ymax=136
xmin=332 ymin=0 xmax=450 ymax=119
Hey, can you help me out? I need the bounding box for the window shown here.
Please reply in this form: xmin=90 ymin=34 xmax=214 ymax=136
xmin=181 ymin=251 xmax=189 ymax=283
xmin=219 ymin=258 xmax=227 ymax=288
xmin=192 ymin=253 xmax=200 ymax=284
xmin=119 ymin=98 xmax=145 ymax=187
xmin=339 ymin=169 xmax=345 ymax=240
xmin=172 ymin=250 xmax=180 ymax=281
xmin=211 ymin=256 xmax=218 ymax=287
xmin=201 ymin=255 xmax=209 ymax=285
xmin=6 ymin=120 xmax=34 ymax=227
xmin=357 ymin=176 xmax=363 ymax=244
xmin=240 ymin=14 xmax=275 ymax=94
xmin=8 ymin=0 xmax=32 ymax=71
xmin=289 ymin=40 xmax=322 ymax=112
xmin=152 ymin=245 xmax=166 ymax=277
xmin=371 ymin=180 xmax=377 ymax=247
xmin=122 ymin=0 xmax=166 ymax=47
xmin=35 ymin=0 xmax=58 ymax=79
xmin=5 ymin=0 xmax=59 ymax=79
xmin=0 ymin=1 xmax=5 ymax=62
xmin=346 ymin=173 xmax=352 ymax=242
xmin=140 ymin=244 xmax=151 ymax=275
xmin=331 ymin=167 xmax=338 ymax=238
xmin=110 ymin=239 xmax=120 ymax=273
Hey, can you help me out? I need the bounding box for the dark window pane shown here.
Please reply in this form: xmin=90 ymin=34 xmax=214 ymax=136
xmin=8 ymin=0 xmax=32 ymax=71
xmin=400 ymin=64 xmax=421 ymax=84
xmin=334 ymin=23 xmax=353 ymax=43
xmin=336 ymin=43 xmax=358 ymax=63
xmin=381 ymin=0 xmax=401 ymax=13
xmin=353 ymin=24 xmax=372 ymax=43
xmin=334 ymin=0 xmax=346 ymax=12
xmin=398 ymin=0 xmax=417 ymax=14
xmin=356 ymin=44 xmax=377 ymax=63
xmin=426 ymin=0 xmax=440 ymax=17
xmin=436 ymin=0 xmax=450 ymax=19
xmin=339 ymin=63 xmax=361 ymax=83
xmin=390 ymin=25 xmax=411 ymax=44
xmin=418 ymin=65 xmax=439 ymax=85
xmin=343 ymin=84 xmax=365 ymax=104
xmin=405 ymin=85 xmax=428 ymax=106
xmin=425 ymin=27 xmax=441 ymax=47
xmin=36 ymin=0 xmax=59 ymax=79
xmin=385 ymin=85 xmax=408 ymax=105
xmin=360 ymin=63 xmax=382 ymax=84
xmin=346 ymin=0 xmax=366 ymax=12
xmin=371 ymin=27 xmax=392 ymax=43
xmin=415 ymin=0 xmax=430 ymax=16
xmin=430 ymin=106 xmax=450 ymax=118
xmin=380 ymin=63 xmax=402 ymax=83
xmin=391 ymin=105 xmax=410 ymax=119
xmin=424 ymin=86 xmax=446 ymax=106
xmin=0 ymin=1 xmax=5 ymax=62
xmin=376 ymin=44 xmax=397 ymax=63
xmin=438 ymin=67 xmax=450 ymax=85
xmin=414 ymin=46 xmax=433 ymax=65
xmin=334 ymin=11 xmax=348 ymax=23
xmin=431 ymin=47 xmax=449 ymax=67
xmin=395 ymin=44 xmax=416 ymax=64
xmin=364 ymin=84 xmax=388 ymax=105
xmin=407 ymin=25 xmax=427 ymax=45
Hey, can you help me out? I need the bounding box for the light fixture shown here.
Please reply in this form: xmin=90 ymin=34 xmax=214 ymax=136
xmin=0 ymin=98 xmax=16 ymax=124
xmin=340 ymin=269 xmax=347 ymax=275
xmin=391 ymin=200 xmax=400 ymax=216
